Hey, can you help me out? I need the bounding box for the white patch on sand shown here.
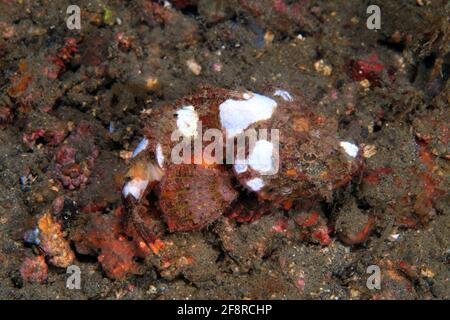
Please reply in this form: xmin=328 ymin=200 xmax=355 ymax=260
xmin=176 ymin=105 xmax=199 ymax=138
xmin=156 ymin=143 xmax=164 ymax=167
xmin=246 ymin=177 xmax=265 ymax=191
xmin=219 ymin=93 xmax=277 ymax=137
xmin=340 ymin=141 xmax=359 ymax=158
xmin=248 ymin=140 xmax=274 ymax=173
xmin=273 ymin=89 xmax=293 ymax=101
xmin=122 ymin=178 xmax=149 ymax=200
xmin=132 ymin=137 xmax=149 ymax=158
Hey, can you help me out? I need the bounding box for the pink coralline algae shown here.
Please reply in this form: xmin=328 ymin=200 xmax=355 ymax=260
xmin=52 ymin=121 xmax=99 ymax=190
xmin=348 ymin=53 xmax=384 ymax=84
xmin=20 ymin=255 xmax=48 ymax=284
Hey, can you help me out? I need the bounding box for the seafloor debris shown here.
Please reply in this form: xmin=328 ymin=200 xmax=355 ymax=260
xmin=19 ymin=255 xmax=48 ymax=284
xmin=22 ymin=112 xmax=67 ymax=149
xmin=359 ymin=124 xmax=447 ymax=228
xmin=51 ymin=121 xmax=99 ymax=190
xmin=335 ymin=199 xmax=374 ymax=245
xmin=72 ymin=206 xmax=146 ymax=280
xmin=214 ymin=213 xmax=285 ymax=272
xmin=186 ymin=58 xmax=202 ymax=76
xmin=43 ymin=38 xmax=78 ymax=80
xmin=72 ymin=203 xmax=165 ymax=279
xmin=370 ymin=260 xmax=418 ymax=300
xmin=35 ymin=212 xmax=75 ymax=268
xmin=0 ymin=103 xmax=13 ymax=127
xmin=348 ymin=54 xmax=384 ymax=84
xmin=294 ymin=209 xmax=332 ymax=246
xmin=413 ymin=107 xmax=449 ymax=160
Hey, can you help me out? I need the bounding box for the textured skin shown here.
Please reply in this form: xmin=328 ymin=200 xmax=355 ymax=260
xmin=232 ymin=93 xmax=363 ymax=203
xmin=158 ymin=164 xmax=237 ymax=232
xmin=128 ymin=86 xmax=362 ymax=233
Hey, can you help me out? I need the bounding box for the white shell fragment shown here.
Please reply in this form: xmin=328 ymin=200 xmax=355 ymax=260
xmin=273 ymin=89 xmax=293 ymax=102
xmin=122 ymin=178 xmax=149 ymax=200
xmin=176 ymin=105 xmax=199 ymax=138
xmin=186 ymin=59 xmax=202 ymax=76
xmin=248 ymin=140 xmax=275 ymax=173
xmin=219 ymin=93 xmax=277 ymax=137
xmin=246 ymin=177 xmax=265 ymax=191
xmin=389 ymin=233 xmax=400 ymax=241
xmin=132 ymin=137 xmax=149 ymax=158
xmin=340 ymin=141 xmax=359 ymax=158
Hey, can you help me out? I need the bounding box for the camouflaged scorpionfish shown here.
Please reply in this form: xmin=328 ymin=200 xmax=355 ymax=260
xmin=122 ymin=86 xmax=362 ymax=233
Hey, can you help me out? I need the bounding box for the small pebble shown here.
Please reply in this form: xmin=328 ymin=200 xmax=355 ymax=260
xmin=314 ymin=59 xmax=333 ymax=76
xmin=186 ymin=59 xmax=202 ymax=76
xmin=264 ymin=30 xmax=274 ymax=45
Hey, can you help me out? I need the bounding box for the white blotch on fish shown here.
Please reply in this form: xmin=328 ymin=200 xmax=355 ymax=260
xmin=246 ymin=177 xmax=265 ymax=191
xmin=219 ymin=93 xmax=277 ymax=137
xmin=176 ymin=105 xmax=199 ymax=138
xmin=248 ymin=140 xmax=275 ymax=173
xmin=273 ymin=89 xmax=293 ymax=102
xmin=132 ymin=137 xmax=149 ymax=158
xmin=156 ymin=143 xmax=164 ymax=168
xmin=122 ymin=178 xmax=149 ymax=200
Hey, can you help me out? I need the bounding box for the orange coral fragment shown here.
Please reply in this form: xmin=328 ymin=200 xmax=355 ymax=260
xmin=149 ymin=238 xmax=165 ymax=254
xmin=37 ymin=212 xmax=75 ymax=268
